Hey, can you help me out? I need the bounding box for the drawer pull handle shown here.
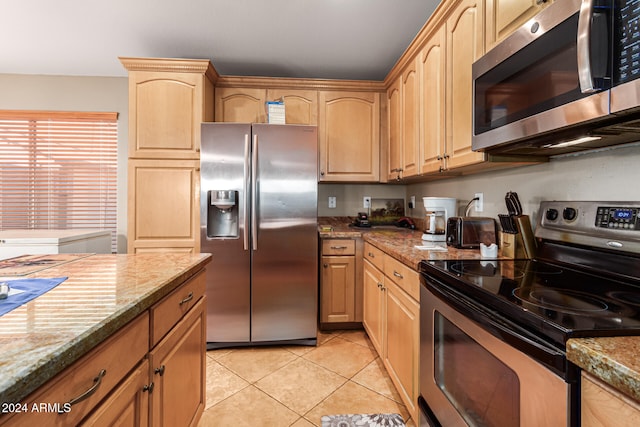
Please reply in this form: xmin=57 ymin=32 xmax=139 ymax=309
xmin=368 ymin=252 xmax=375 ymax=258
xmin=65 ymin=369 xmax=106 ymax=409
xmin=330 ymin=246 xmax=348 ymax=250
xmin=377 ymin=282 xmax=383 ymax=288
xmin=179 ymin=292 xmax=194 ymax=305
xmin=393 ymin=271 xmax=404 ymax=279
xmin=143 ymin=382 xmax=155 ymax=393
xmin=154 ymin=365 xmax=166 ymax=376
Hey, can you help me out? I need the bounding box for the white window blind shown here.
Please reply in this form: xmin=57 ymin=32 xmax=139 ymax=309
xmin=0 ymin=110 xmax=118 ymax=253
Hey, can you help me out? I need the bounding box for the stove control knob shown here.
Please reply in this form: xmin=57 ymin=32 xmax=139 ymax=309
xmin=563 ymin=207 xmax=577 ymax=221
xmin=546 ymin=208 xmax=559 ymax=221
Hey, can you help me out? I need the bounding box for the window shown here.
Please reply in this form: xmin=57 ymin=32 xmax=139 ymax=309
xmin=0 ymin=110 xmax=118 ymax=253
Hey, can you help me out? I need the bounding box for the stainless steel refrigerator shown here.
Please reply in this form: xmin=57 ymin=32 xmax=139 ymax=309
xmin=200 ymin=123 xmax=318 ymax=349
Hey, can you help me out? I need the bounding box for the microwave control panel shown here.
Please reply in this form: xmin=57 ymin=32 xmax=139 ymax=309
xmin=596 ymin=206 xmax=640 ymax=230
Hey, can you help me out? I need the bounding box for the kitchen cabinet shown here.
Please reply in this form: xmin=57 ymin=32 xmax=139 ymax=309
xmin=445 ymin=0 xmax=486 ymax=170
xmin=581 ymin=372 xmax=640 ymax=427
xmin=127 ymin=159 xmax=200 ymax=254
xmin=362 ymin=242 xmax=420 ymax=423
xmin=120 ymin=57 xmax=215 ymax=160
xmin=0 ymin=270 xmax=207 ymax=427
xmin=386 ymin=59 xmax=419 ymax=180
xmin=419 ymin=25 xmax=447 ymax=174
xmin=321 ymin=239 xmax=357 ymax=324
xmin=485 ymin=0 xmax=554 ymax=52
xmin=319 ymin=91 xmax=380 ymax=182
xmin=267 ymin=89 xmax=318 ymax=125
xmin=120 ymin=57 xmax=215 ymax=254
xmin=0 ymin=313 xmax=150 ymax=427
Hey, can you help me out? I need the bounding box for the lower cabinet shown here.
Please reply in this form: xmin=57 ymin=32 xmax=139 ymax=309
xmin=362 ymin=242 xmax=420 ymax=424
xmin=0 ymin=271 xmax=206 ymax=427
xmin=582 ymin=372 xmax=640 ymax=427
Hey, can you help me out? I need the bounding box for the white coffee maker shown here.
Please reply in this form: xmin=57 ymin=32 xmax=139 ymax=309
xmin=422 ymin=197 xmax=457 ymax=242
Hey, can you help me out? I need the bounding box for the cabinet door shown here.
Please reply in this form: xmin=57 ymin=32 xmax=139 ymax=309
xmin=149 ymin=297 xmax=206 ymax=427
xmin=128 ymin=159 xmax=200 ymax=253
xmin=80 ymin=360 xmax=150 ymax=427
xmin=582 ymin=372 xmax=640 ymax=427
xmin=486 ymin=0 xmax=554 ymax=51
xmin=445 ymin=0 xmax=486 ymax=170
xmin=384 ymin=280 xmax=420 ymax=425
xmin=420 ymin=26 xmax=447 ymax=174
xmin=321 ymin=256 xmax=356 ymax=323
xmin=386 ymin=79 xmax=402 ymax=181
xmin=128 ymin=71 xmax=212 ymax=160
xmin=267 ymin=89 xmax=318 ymax=125
xmin=215 ymin=87 xmax=267 ymax=123
xmin=401 ymin=59 xmax=419 ymax=178
xmin=363 ymin=260 xmax=385 ymax=356
xmin=319 ymin=91 xmax=380 ymax=182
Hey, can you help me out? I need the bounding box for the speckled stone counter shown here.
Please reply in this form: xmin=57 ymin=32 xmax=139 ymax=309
xmin=0 ymin=252 xmax=211 ymax=405
xmin=567 ymin=337 xmax=640 ymax=402
xmin=319 ymin=217 xmax=489 ymax=270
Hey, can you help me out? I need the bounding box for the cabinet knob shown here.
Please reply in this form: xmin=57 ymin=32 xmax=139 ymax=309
xmin=436 ymin=155 xmax=442 ymax=160
xmin=143 ymin=382 xmax=155 ymax=393
xmin=393 ymin=271 xmax=404 ymax=279
xmin=323 ymin=264 xmax=328 ymax=268
xmin=154 ymin=365 xmax=166 ymax=376
xmin=368 ymin=252 xmax=375 ymax=258
xmin=320 ymin=171 xmax=325 ymax=176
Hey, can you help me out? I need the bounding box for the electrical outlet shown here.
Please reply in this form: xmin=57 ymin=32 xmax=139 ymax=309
xmin=474 ymin=193 xmax=484 ymax=212
xmin=328 ymin=196 xmax=337 ymax=209
xmin=363 ymin=196 xmax=371 ymax=209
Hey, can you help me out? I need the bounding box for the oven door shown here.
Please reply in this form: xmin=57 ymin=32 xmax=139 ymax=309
xmin=472 ymin=0 xmax=611 ymax=153
xmin=419 ymin=278 xmax=573 ymax=427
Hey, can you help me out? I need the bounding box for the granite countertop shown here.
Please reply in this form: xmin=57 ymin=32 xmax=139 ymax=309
xmin=0 ymin=252 xmax=211 ymax=404
xmin=319 ymin=217 xmax=491 ymax=270
xmin=567 ymin=337 xmax=640 ymax=402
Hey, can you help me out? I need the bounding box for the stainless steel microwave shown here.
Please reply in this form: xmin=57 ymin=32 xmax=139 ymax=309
xmin=472 ymin=0 xmax=640 ymax=155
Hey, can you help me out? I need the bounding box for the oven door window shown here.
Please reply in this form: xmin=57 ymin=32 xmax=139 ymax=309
xmin=434 ymin=311 xmax=520 ymax=427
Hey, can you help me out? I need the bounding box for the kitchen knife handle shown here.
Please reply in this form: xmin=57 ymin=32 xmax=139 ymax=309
xmin=243 ymin=134 xmax=250 ymax=251
xmin=251 ymin=134 xmax=258 ymax=251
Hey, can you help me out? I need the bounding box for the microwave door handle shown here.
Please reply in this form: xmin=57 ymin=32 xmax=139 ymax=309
xmin=577 ymin=0 xmax=597 ymax=93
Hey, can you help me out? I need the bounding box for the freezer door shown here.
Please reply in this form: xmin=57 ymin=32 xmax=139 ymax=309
xmin=250 ymin=124 xmax=318 ymax=342
xmin=200 ymin=123 xmax=252 ymax=343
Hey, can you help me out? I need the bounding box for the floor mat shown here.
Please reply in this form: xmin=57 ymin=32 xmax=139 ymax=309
xmin=321 ymin=413 xmax=406 ymax=427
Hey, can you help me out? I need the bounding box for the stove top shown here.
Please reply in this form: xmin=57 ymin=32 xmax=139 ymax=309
xmin=422 ymin=257 xmax=640 ymax=346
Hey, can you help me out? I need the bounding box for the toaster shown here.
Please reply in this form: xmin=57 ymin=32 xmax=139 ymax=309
xmin=446 ymin=216 xmax=497 ymax=249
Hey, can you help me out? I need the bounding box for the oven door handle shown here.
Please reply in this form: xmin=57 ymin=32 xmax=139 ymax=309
xmin=426 ymin=279 xmax=567 ymax=377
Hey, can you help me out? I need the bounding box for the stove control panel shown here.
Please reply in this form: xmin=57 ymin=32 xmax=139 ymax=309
xmin=596 ymin=207 xmax=640 ymax=230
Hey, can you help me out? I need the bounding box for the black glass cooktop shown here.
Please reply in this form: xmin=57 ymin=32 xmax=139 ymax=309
xmin=421 ymin=258 xmax=640 ymax=346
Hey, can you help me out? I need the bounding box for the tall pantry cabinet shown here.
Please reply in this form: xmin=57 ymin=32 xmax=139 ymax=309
xmin=120 ymin=57 xmax=217 ymax=254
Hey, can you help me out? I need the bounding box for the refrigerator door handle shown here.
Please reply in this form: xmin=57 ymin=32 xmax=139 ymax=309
xmin=243 ymin=134 xmax=250 ymax=251
xmin=251 ymin=134 xmax=258 ymax=251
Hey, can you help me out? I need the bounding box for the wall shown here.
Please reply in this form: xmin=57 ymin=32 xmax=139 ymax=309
xmin=0 ymin=73 xmax=129 ymax=252
xmin=318 ymin=183 xmax=406 ymax=217
xmin=405 ymin=143 xmax=640 ymax=226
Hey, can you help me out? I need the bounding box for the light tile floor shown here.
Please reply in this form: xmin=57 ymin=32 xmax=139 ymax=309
xmin=198 ymin=329 xmax=416 ymax=427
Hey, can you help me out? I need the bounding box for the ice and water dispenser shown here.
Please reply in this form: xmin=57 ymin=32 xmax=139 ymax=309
xmin=207 ymin=190 xmax=239 ymax=238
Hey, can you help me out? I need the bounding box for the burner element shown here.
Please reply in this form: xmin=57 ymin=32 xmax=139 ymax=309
xmin=513 ymin=287 xmax=610 ymax=315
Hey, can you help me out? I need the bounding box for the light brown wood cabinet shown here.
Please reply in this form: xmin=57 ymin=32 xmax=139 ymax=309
xmin=581 ymin=372 xmax=640 ymax=427
xmin=445 ymin=0 xmax=486 ymax=170
xmin=121 ymin=58 xmax=216 ymax=254
xmin=485 ymin=0 xmax=554 ymax=52
xmin=0 ymin=271 xmax=207 ymax=427
xmin=321 ymin=239 xmax=357 ymax=324
xmin=362 ymin=242 xmax=420 ymax=423
xmin=319 ymin=91 xmax=380 ymax=182
xmin=214 ymin=87 xmax=266 ymax=123
xmin=386 ymin=79 xmax=402 ymax=181
xmin=127 ymin=159 xmax=200 ymax=254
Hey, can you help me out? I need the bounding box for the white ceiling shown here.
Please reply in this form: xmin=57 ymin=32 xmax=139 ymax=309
xmin=1 ymin=0 xmax=441 ymax=81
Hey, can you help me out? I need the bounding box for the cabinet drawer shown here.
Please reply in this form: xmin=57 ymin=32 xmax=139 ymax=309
xmin=322 ymin=239 xmax=356 ymax=255
xmin=363 ymin=242 xmax=385 ymax=271
xmin=150 ymin=270 xmax=206 ymax=347
xmin=1 ymin=313 xmax=149 ymax=427
xmin=384 ymin=256 xmax=420 ymax=301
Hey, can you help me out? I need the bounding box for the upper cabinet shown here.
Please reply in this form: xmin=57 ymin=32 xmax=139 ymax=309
xmin=319 ymin=91 xmax=380 ymax=182
xmin=267 ymin=89 xmax=318 ymax=125
xmin=386 ymin=79 xmax=402 ymax=180
xmin=120 ymin=57 xmax=216 ymax=159
xmin=445 ymin=0 xmax=486 ymax=170
xmin=214 ymin=87 xmax=267 ymax=123
xmin=485 ymin=0 xmax=554 ymax=52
